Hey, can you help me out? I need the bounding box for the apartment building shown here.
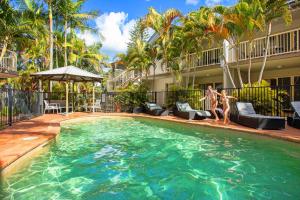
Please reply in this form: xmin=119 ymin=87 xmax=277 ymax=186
xmin=109 ymin=2 xmax=300 ymax=93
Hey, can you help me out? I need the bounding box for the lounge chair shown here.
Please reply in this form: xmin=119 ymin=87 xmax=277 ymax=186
xmin=174 ymin=102 xmax=211 ymax=120
xmin=234 ymin=102 xmax=285 ymax=130
xmin=287 ymin=101 xmax=300 ymax=129
xmin=145 ymin=102 xmax=168 ymax=116
xmin=44 ymin=100 xmax=60 ymax=114
xmin=88 ymin=99 xmax=102 ymax=112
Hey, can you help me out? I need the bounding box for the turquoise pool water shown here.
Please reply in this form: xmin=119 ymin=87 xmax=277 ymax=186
xmin=1 ymin=117 xmax=300 ymax=199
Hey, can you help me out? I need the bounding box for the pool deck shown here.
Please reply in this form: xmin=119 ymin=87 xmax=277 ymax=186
xmin=0 ymin=112 xmax=300 ymax=173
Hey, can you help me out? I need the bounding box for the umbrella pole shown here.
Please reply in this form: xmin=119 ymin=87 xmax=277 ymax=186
xmin=93 ymin=83 xmax=95 ymax=113
xmin=66 ymin=82 xmax=69 ymax=115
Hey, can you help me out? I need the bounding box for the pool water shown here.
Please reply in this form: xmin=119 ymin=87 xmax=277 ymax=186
xmin=1 ymin=117 xmax=300 ymax=199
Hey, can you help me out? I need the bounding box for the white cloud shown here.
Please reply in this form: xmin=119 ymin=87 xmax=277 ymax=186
xmin=95 ymin=12 xmax=136 ymax=54
xmin=77 ymin=12 xmax=136 ymax=59
xmin=205 ymin=0 xmax=222 ymax=7
xmin=77 ymin=30 xmax=100 ymax=46
xmin=185 ymin=0 xmax=199 ymax=5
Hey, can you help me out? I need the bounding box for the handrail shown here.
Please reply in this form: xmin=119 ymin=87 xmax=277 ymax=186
xmin=237 ymin=28 xmax=300 ymax=61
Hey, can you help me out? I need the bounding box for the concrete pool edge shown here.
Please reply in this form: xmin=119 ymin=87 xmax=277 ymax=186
xmin=1 ymin=113 xmax=300 ymax=176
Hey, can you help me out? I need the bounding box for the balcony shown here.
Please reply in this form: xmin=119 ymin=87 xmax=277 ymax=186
xmin=185 ymin=47 xmax=222 ymax=69
xmin=0 ymin=49 xmax=18 ymax=77
xmin=238 ymin=28 xmax=300 ymax=61
xmin=113 ymin=70 xmax=142 ymax=88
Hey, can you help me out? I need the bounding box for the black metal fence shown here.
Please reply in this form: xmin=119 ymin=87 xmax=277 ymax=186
xmin=0 ymin=89 xmax=43 ymax=128
xmin=149 ymin=85 xmax=300 ymax=118
xmin=0 ymin=85 xmax=298 ymax=128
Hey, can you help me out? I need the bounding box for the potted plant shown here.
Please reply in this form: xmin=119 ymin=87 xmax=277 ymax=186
xmin=114 ymin=94 xmax=124 ymax=112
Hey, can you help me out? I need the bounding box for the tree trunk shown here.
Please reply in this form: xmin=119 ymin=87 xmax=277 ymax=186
xmin=236 ymin=46 xmax=243 ymax=88
xmin=0 ymin=39 xmax=8 ymax=62
xmin=258 ymin=22 xmax=272 ymax=85
xmin=49 ymin=0 xmax=53 ymax=92
xmin=64 ymin=19 xmax=68 ymax=67
xmin=152 ymin=62 xmax=156 ymax=91
xmin=248 ymin=42 xmax=253 ymax=86
xmin=186 ymin=55 xmax=190 ymax=88
xmin=225 ymin=63 xmax=236 ymax=88
xmin=49 ymin=0 xmax=53 ymax=70
xmin=192 ymin=56 xmax=196 ymax=89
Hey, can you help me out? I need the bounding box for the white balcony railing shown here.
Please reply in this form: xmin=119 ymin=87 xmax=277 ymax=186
xmin=187 ymin=47 xmax=223 ymax=68
xmin=238 ymin=28 xmax=300 ymax=61
xmin=0 ymin=49 xmax=17 ymax=73
xmin=113 ymin=70 xmax=142 ymax=88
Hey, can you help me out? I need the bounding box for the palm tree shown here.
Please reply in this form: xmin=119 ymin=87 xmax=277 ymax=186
xmin=232 ymin=1 xmax=264 ymax=85
xmin=142 ymin=7 xmax=182 ymax=76
xmin=180 ymin=10 xmax=214 ymax=88
xmin=57 ymin=0 xmax=97 ymax=66
xmin=127 ymin=38 xmax=151 ymax=79
xmin=0 ymin=0 xmax=30 ymax=62
xmin=257 ymin=0 xmax=292 ymax=85
xmin=47 ymin=0 xmax=54 ymax=71
xmin=145 ymin=43 xmax=161 ymax=91
xmin=213 ymin=5 xmax=245 ymax=87
xmin=196 ymin=6 xmax=237 ymax=88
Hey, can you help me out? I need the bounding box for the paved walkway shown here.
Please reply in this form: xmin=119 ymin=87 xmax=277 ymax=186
xmin=0 ymin=112 xmax=299 ymax=172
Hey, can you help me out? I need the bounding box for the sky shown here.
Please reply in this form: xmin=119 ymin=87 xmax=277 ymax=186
xmin=78 ymin=0 xmax=237 ymax=61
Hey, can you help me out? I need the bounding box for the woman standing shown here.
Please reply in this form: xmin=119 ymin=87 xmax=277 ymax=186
xmin=200 ymin=85 xmax=220 ymax=121
xmin=220 ymin=90 xmax=237 ymax=125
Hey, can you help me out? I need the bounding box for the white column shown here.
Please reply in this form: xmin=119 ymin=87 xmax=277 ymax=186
xmin=92 ymin=83 xmax=95 ymax=113
xmin=66 ymin=82 xmax=69 ymax=115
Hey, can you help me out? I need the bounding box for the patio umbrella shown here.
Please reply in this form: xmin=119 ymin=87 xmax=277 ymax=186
xmin=32 ymin=66 xmax=103 ymax=114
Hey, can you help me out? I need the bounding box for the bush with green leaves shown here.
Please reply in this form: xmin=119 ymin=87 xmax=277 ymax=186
xmin=166 ymin=85 xmax=205 ymax=109
xmin=231 ymin=80 xmax=287 ymax=115
xmin=114 ymin=82 xmax=149 ymax=112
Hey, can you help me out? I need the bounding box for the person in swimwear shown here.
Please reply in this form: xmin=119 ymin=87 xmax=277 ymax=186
xmin=200 ymin=85 xmax=220 ymax=121
xmin=220 ymin=90 xmax=237 ymax=125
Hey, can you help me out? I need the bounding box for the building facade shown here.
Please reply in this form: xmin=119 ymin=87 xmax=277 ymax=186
xmin=109 ymin=4 xmax=300 ymax=93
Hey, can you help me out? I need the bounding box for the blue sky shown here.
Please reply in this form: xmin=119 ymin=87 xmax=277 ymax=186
xmin=78 ymin=0 xmax=236 ymax=61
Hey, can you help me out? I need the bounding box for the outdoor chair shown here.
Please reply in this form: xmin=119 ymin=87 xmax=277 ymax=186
xmin=44 ymin=100 xmax=60 ymax=114
xmin=145 ymin=102 xmax=169 ymax=116
xmin=174 ymin=102 xmax=211 ymax=120
xmin=234 ymin=102 xmax=285 ymax=130
xmin=287 ymin=101 xmax=300 ymax=129
xmin=88 ymin=99 xmax=102 ymax=112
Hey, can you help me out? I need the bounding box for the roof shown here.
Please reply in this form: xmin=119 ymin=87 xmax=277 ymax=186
xmin=31 ymin=66 xmax=103 ymax=82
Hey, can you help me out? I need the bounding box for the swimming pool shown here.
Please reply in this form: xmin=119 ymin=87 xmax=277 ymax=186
xmin=1 ymin=117 xmax=300 ymax=199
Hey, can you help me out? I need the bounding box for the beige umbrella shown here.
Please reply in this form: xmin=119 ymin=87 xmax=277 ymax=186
xmin=32 ymin=66 xmax=103 ymax=114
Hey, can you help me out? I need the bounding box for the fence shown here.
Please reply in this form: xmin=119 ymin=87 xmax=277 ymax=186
xmin=0 ymin=84 xmax=298 ymax=128
xmin=149 ymin=85 xmax=300 ymax=118
xmin=0 ymin=88 xmax=43 ymax=128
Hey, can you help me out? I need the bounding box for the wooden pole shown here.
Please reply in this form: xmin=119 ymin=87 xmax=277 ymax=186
xmin=92 ymin=83 xmax=95 ymax=113
xmin=66 ymin=82 xmax=69 ymax=115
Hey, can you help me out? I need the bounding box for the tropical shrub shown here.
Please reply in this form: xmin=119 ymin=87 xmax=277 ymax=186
xmin=114 ymin=83 xmax=149 ymax=112
xmin=166 ymin=85 xmax=205 ymax=110
xmin=232 ymin=80 xmax=287 ymax=115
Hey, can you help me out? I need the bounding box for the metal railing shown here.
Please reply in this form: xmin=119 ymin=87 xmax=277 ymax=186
xmin=0 ymin=84 xmax=298 ymax=128
xmin=0 ymin=49 xmax=17 ymax=73
xmin=238 ymin=28 xmax=300 ymax=61
xmin=113 ymin=70 xmax=143 ymax=88
xmin=193 ymin=47 xmax=223 ymax=67
xmin=0 ymin=88 xmax=43 ymax=128
xmin=146 ymin=85 xmax=299 ymax=118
